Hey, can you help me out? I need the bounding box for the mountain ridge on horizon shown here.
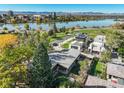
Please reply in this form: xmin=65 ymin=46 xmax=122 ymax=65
xmin=0 ymin=11 xmax=124 ymax=15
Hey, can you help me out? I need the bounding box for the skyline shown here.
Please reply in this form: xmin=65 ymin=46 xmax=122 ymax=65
xmin=0 ymin=4 xmax=124 ymax=13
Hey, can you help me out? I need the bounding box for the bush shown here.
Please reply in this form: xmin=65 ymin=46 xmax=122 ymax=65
xmin=118 ymin=47 xmax=124 ymax=58
xmin=48 ymin=30 xmax=54 ymax=36
xmin=3 ymin=27 xmax=8 ymax=30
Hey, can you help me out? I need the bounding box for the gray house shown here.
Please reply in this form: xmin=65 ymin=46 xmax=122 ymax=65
xmin=85 ymin=75 xmax=124 ymax=88
xmin=107 ymin=63 xmax=124 ymax=85
xmin=49 ymin=49 xmax=80 ymax=75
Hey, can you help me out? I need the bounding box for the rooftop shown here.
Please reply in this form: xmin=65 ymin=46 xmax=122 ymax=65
xmin=75 ymin=33 xmax=87 ymax=39
xmin=51 ymin=35 xmax=73 ymax=45
xmin=107 ymin=63 xmax=124 ymax=79
xmin=94 ymin=35 xmax=106 ymax=43
xmin=49 ymin=49 xmax=80 ymax=69
xmin=88 ymin=41 xmax=105 ymax=52
xmin=85 ymin=75 xmax=124 ymax=88
xmin=71 ymin=41 xmax=84 ymax=47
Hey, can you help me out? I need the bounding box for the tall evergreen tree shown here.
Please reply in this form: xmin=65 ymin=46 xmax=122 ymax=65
xmin=29 ymin=43 xmax=52 ymax=88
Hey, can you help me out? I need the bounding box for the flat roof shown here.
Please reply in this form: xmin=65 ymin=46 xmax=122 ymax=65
xmin=49 ymin=49 xmax=80 ymax=69
xmin=94 ymin=35 xmax=106 ymax=43
xmin=76 ymin=33 xmax=87 ymax=39
xmin=85 ymin=75 xmax=124 ymax=88
xmin=71 ymin=41 xmax=84 ymax=47
xmin=107 ymin=63 xmax=124 ymax=79
xmin=88 ymin=42 xmax=105 ymax=52
xmin=51 ymin=35 xmax=73 ymax=44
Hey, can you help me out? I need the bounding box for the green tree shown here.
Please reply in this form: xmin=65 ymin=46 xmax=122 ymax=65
xmin=100 ymin=51 xmax=111 ymax=63
xmin=29 ymin=43 xmax=52 ymax=88
xmin=118 ymin=47 xmax=124 ymax=58
xmin=24 ymin=23 xmax=29 ymax=30
xmin=0 ymin=44 xmax=33 ymax=88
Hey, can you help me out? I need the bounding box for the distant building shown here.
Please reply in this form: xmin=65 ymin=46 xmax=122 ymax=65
xmin=107 ymin=63 xmax=124 ymax=85
xmin=7 ymin=10 xmax=14 ymax=16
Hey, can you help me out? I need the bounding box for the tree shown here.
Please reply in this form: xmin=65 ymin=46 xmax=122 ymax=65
xmin=3 ymin=27 xmax=8 ymax=30
xmin=24 ymin=23 xmax=29 ymax=30
xmin=48 ymin=30 xmax=54 ymax=36
xmin=36 ymin=17 xmax=41 ymax=24
xmin=0 ymin=44 xmax=33 ymax=88
xmin=29 ymin=43 xmax=52 ymax=88
xmin=118 ymin=47 xmax=124 ymax=58
xmin=100 ymin=51 xmax=111 ymax=63
xmin=2 ymin=27 xmax=8 ymax=33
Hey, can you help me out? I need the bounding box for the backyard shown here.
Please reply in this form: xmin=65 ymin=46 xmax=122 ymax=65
xmin=89 ymin=58 xmax=107 ymax=79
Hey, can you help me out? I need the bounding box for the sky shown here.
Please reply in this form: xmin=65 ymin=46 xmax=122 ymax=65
xmin=0 ymin=4 xmax=124 ymax=13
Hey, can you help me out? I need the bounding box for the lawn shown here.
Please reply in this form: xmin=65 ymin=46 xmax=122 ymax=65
xmin=96 ymin=62 xmax=106 ymax=74
xmin=73 ymin=28 xmax=114 ymax=38
xmin=61 ymin=40 xmax=73 ymax=49
xmin=49 ymin=32 xmax=66 ymax=42
xmin=70 ymin=60 xmax=89 ymax=75
xmin=89 ymin=58 xmax=106 ymax=79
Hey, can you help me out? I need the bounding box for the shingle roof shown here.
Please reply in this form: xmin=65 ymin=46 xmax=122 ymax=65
xmin=85 ymin=75 xmax=124 ymax=88
xmin=49 ymin=49 xmax=80 ymax=69
xmin=107 ymin=63 xmax=124 ymax=79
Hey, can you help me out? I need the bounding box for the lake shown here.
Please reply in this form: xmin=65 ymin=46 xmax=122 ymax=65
xmin=0 ymin=19 xmax=117 ymax=31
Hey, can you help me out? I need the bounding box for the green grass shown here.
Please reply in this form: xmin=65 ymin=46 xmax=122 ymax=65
xmin=49 ymin=32 xmax=66 ymax=43
xmin=73 ymin=29 xmax=114 ymax=38
xmin=62 ymin=43 xmax=69 ymax=48
xmin=89 ymin=58 xmax=106 ymax=79
xmin=70 ymin=60 xmax=88 ymax=75
xmin=96 ymin=62 xmax=106 ymax=73
xmin=79 ymin=60 xmax=88 ymax=69
xmin=61 ymin=40 xmax=73 ymax=49
xmin=56 ymin=32 xmax=66 ymax=38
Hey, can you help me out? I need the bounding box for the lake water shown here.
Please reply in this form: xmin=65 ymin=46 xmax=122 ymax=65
xmin=0 ymin=19 xmax=116 ymax=31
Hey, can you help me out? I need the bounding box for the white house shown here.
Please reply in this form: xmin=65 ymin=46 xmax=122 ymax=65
xmin=50 ymin=35 xmax=74 ymax=51
xmin=69 ymin=40 xmax=84 ymax=51
xmin=88 ymin=35 xmax=106 ymax=56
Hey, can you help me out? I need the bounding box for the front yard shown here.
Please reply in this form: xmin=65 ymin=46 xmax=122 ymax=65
xmin=89 ymin=58 xmax=107 ymax=79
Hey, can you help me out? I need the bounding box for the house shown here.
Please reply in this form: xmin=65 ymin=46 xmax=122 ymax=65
xmin=69 ymin=40 xmax=84 ymax=51
xmin=75 ymin=33 xmax=88 ymax=48
xmin=49 ymin=49 xmax=80 ymax=75
xmin=75 ymin=33 xmax=88 ymax=42
xmin=107 ymin=63 xmax=124 ymax=85
xmin=50 ymin=35 xmax=74 ymax=50
xmin=88 ymin=35 xmax=106 ymax=56
xmin=111 ymin=52 xmax=123 ymax=65
xmin=94 ymin=35 xmax=106 ymax=43
xmin=33 ymin=15 xmax=41 ymax=18
xmin=88 ymin=42 xmax=105 ymax=54
xmin=85 ymin=75 xmax=124 ymax=88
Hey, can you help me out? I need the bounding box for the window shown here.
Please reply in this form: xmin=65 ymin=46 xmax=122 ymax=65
xmin=71 ymin=46 xmax=78 ymax=49
xmin=109 ymin=75 xmax=112 ymax=79
xmin=53 ymin=43 xmax=58 ymax=46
